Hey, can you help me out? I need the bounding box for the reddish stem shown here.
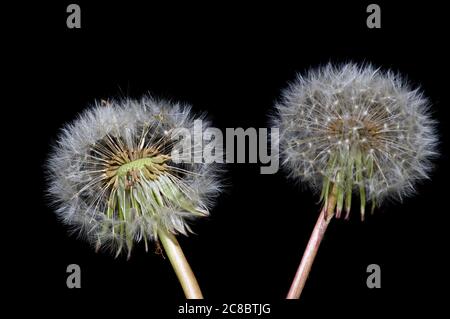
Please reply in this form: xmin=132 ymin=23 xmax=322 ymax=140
xmin=286 ymin=207 xmax=331 ymax=299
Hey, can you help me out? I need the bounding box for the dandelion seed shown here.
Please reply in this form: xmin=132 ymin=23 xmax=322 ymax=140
xmin=46 ymin=96 xmax=222 ymax=298
xmin=273 ymin=63 xmax=438 ymax=299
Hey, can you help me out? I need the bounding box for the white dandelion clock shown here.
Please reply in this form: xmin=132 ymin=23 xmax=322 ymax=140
xmin=47 ymin=96 xmax=222 ymax=298
xmin=273 ymin=63 xmax=438 ymax=299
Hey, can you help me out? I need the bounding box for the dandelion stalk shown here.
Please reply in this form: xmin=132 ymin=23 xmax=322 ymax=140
xmin=158 ymin=230 xmax=203 ymax=299
xmin=286 ymin=185 xmax=337 ymax=299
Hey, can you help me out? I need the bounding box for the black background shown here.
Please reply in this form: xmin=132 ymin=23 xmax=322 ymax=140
xmin=11 ymin=1 xmax=449 ymax=316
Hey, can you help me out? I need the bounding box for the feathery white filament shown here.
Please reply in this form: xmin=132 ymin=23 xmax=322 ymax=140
xmin=274 ymin=63 xmax=437 ymax=218
xmin=47 ymin=96 xmax=222 ymax=257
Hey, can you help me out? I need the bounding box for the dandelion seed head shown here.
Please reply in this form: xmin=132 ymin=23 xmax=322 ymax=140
xmin=274 ymin=63 xmax=438 ymax=219
xmin=46 ymin=96 xmax=222 ymax=257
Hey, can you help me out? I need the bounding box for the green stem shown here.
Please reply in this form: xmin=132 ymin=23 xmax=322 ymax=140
xmin=158 ymin=230 xmax=204 ymax=299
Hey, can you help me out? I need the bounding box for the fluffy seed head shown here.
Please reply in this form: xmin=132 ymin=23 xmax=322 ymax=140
xmin=46 ymin=96 xmax=221 ymax=257
xmin=274 ymin=63 xmax=437 ymax=219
